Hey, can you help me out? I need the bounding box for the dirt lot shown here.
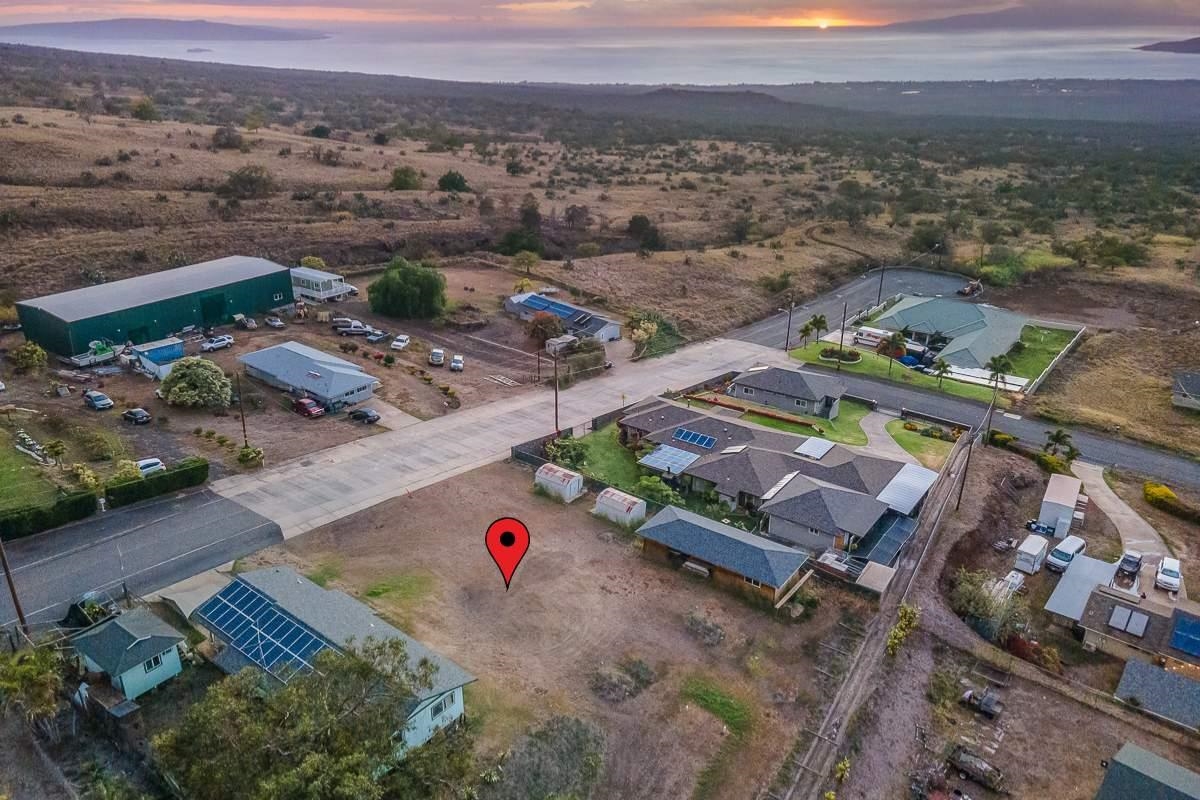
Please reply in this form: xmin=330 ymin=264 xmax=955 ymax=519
xmin=240 ymin=460 xmax=875 ymax=799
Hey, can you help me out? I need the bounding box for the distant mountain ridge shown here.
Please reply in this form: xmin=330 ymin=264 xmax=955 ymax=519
xmin=1139 ymin=37 xmax=1200 ymax=54
xmin=887 ymin=5 xmax=1199 ymax=31
xmin=0 ymin=18 xmax=326 ymax=42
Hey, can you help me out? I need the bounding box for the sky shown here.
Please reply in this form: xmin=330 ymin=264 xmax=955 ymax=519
xmin=0 ymin=0 xmax=1197 ymax=28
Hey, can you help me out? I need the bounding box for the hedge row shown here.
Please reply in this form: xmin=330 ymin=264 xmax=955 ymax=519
xmin=0 ymin=491 xmax=98 ymax=541
xmin=1144 ymin=482 xmax=1200 ymax=525
xmin=105 ymin=457 xmax=210 ymax=509
xmin=987 ymin=431 xmax=1071 ymax=474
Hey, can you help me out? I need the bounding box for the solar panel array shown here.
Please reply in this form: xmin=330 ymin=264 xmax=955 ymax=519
xmin=1170 ymin=614 xmax=1200 ymax=657
xmin=673 ymin=428 xmax=717 ymax=449
xmin=1108 ymin=605 xmax=1149 ymax=638
xmin=638 ymin=444 xmax=702 ymax=475
xmin=194 ymin=579 xmax=333 ymax=682
xmin=521 ymin=294 xmax=583 ymax=321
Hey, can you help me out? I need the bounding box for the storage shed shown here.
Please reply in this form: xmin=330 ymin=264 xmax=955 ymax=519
xmin=592 ymin=487 xmax=647 ymax=526
xmin=1038 ymin=474 xmax=1083 ymax=537
xmin=16 ymin=256 xmax=293 ymax=356
xmin=534 ymin=463 xmax=585 ymax=503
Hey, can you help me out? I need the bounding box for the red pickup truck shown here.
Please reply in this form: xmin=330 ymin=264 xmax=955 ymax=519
xmin=292 ymin=398 xmax=326 ymax=418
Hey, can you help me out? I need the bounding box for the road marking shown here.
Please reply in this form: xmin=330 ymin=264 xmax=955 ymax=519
xmin=1002 ymin=412 xmax=1022 ymax=420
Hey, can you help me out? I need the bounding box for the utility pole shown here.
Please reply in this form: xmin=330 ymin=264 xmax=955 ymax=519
xmin=836 ymin=302 xmax=848 ymax=371
xmin=0 ymin=536 xmax=29 ymax=636
xmin=235 ymin=372 xmax=249 ymax=448
xmin=876 ymin=262 xmax=887 ymax=306
xmin=781 ymin=296 xmax=796 ymax=351
xmin=956 ymin=432 xmax=976 ymax=511
xmin=553 ymin=350 xmax=560 ymax=434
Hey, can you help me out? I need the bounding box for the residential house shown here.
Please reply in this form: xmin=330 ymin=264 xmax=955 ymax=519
xmin=637 ymin=506 xmax=808 ymax=604
xmin=1094 ymin=742 xmax=1200 ymax=800
xmin=1174 ymin=372 xmax=1200 ymax=412
xmin=239 ymin=341 xmax=380 ymax=410
xmin=1043 ymin=555 xmax=1119 ymax=626
xmin=504 ymin=292 xmax=621 ymax=341
xmin=726 ymin=366 xmax=847 ymax=420
xmin=72 ymin=607 xmax=185 ymax=702
xmin=192 ymin=566 xmax=473 ymax=749
xmin=1078 ymin=588 xmax=1200 ymax=669
xmin=1115 ymin=660 xmax=1200 ymax=732
xmin=290 ymin=266 xmax=354 ymax=303
xmin=873 ymin=295 xmax=1028 ymax=370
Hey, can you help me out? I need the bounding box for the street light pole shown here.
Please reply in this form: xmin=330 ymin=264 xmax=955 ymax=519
xmin=235 ymin=372 xmax=249 ymax=448
xmin=0 ymin=536 xmax=29 ymax=636
xmin=836 ymin=301 xmax=848 ymax=372
xmin=784 ymin=299 xmax=795 ymax=351
xmin=876 ymin=262 xmax=887 ymax=306
xmin=553 ymin=350 xmax=560 ymax=434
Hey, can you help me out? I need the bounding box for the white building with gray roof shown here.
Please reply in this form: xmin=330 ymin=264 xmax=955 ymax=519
xmin=238 ymin=340 xmax=379 ymax=410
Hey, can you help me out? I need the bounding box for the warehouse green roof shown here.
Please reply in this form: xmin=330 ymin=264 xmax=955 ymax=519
xmin=17 ymin=256 xmax=290 ymax=323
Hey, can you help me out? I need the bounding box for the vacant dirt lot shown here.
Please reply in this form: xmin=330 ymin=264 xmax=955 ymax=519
xmin=242 ymin=460 xmax=873 ymax=799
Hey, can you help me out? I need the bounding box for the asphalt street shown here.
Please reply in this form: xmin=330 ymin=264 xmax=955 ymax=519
xmin=730 ymin=267 xmax=968 ymax=349
xmin=1 ymin=490 xmax=281 ymax=628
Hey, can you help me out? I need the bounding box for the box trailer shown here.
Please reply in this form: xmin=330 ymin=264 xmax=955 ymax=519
xmin=1014 ymin=534 xmax=1049 ymax=575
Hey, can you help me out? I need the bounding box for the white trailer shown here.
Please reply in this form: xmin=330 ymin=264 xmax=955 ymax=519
xmin=1014 ymin=534 xmax=1049 ymax=575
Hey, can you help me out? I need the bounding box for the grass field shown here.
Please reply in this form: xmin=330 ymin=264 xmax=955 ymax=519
xmin=884 ymin=420 xmax=955 ymax=470
xmin=788 ymin=343 xmax=1005 ymax=406
xmin=1006 ymin=326 xmax=1078 ymax=379
xmin=681 ymin=676 xmax=755 ymax=800
xmin=576 ymin=423 xmax=642 ymax=488
xmin=0 ymin=433 xmax=59 ymax=512
xmin=739 ymin=399 xmax=871 ymax=446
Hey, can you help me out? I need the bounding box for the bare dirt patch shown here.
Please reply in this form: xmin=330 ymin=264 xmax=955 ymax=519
xmin=240 ymin=460 xmax=869 ymax=799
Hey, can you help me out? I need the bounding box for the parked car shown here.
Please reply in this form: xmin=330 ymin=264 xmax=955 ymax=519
xmin=450 ymin=354 xmax=465 ymax=372
xmin=234 ymin=314 xmax=257 ymax=330
xmin=265 ymin=316 xmax=285 ymax=328
xmin=136 ymin=457 xmax=166 ymax=477
xmin=366 ymin=331 xmax=389 ymax=344
xmin=346 ymin=284 xmax=359 ymax=296
xmin=348 ymin=408 xmax=381 ymax=424
xmin=122 ymin=408 xmax=152 ymax=425
xmin=1117 ymin=551 xmax=1144 ymax=578
xmin=338 ymin=323 xmax=370 ymax=336
xmin=1046 ymin=535 xmax=1087 ymax=573
xmin=390 ymin=334 xmax=411 ymax=351
xmin=330 ymin=317 xmax=354 ymax=329
xmin=292 ymin=398 xmax=326 ymax=418
xmin=201 ymin=335 xmax=235 ymax=352
xmin=1025 ymin=519 xmax=1056 ymax=536
xmin=428 ymin=348 xmax=446 ymax=367
xmin=1156 ymin=557 xmax=1183 ymax=593
xmin=83 ymin=390 xmax=114 ymax=410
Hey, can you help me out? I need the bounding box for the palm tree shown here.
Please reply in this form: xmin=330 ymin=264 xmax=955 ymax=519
xmin=1044 ymin=428 xmax=1073 ymax=456
xmin=884 ymin=331 xmax=907 ymax=376
xmin=984 ymin=354 xmax=1014 ymax=440
xmin=933 ymin=358 xmax=951 ymax=388
xmin=799 ymin=322 xmax=814 ymax=347
xmin=809 ymin=314 xmax=829 ymax=340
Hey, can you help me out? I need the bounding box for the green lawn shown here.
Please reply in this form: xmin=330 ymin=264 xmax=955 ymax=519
xmin=789 ymin=342 xmax=1007 ymax=406
xmin=0 ymin=431 xmax=60 ymax=513
xmin=576 ymin=423 xmax=641 ymax=489
xmin=1005 ymin=326 xmax=1077 ymax=380
xmin=739 ymin=398 xmax=871 ymax=446
xmin=884 ymin=419 xmax=955 ymax=470
xmin=681 ymin=676 xmax=755 ymax=800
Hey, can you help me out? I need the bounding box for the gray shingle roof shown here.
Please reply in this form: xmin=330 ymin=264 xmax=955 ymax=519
xmin=17 ymin=256 xmax=289 ymax=323
xmin=72 ymin=607 xmax=183 ymax=676
xmin=1095 ymin=742 xmax=1200 ymax=800
xmin=1043 ymin=556 xmax=1119 ymax=622
xmin=620 ymin=401 xmax=707 ymax=435
xmin=1175 ymin=372 xmax=1200 ymax=398
xmin=1078 ymin=590 xmax=1188 ymax=663
xmin=1114 ymin=660 xmax=1200 ymax=732
xmin=686 ymin=447 xmax=805 ymax=498
xmin=730 ymin=367 xmax=846 ymax=402
xmin=239 ymin=341 xmax=378 ymax=400
xmin=761 ymin=474 xmax=889 ymax=538
xmin=873 ymin=295 xmax=1028 ymax=370
xmin=637 ymin=506 xmax=808 ymax=587
xmin=237 ymin=567 xmax=473 ymax=701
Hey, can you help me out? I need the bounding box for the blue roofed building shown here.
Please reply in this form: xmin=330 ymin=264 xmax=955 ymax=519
xmin=504 ymin=292 xmax=621 ymax=341
xmin=238 ymin=340 xmax=379 ymax=410
xmin=192 ymin=566 xmax=474 ymax=749
xmin=637 ymin=505 xmax=808 ymax=604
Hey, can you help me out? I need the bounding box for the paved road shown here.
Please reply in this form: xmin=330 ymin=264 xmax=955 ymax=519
xmin=1 ymin=490 xmax=281 ymax=628
xmin=730 ymin=267 xmax=968 ymax=349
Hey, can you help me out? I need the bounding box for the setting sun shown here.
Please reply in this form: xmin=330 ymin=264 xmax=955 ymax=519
xmin=818 ymin=20 xmax=830 ymax=29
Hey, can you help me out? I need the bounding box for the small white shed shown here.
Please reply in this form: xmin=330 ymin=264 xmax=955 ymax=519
xmin=1038 ymin=474 xmax=1083 ymax=537
xmin=535 ymin=463 xmax=585 ymax=503
xmin=592 ymin=487 xmax=647 ymax=526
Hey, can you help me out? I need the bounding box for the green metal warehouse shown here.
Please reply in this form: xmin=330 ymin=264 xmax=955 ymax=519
xmin=16 ymin=256 xmax=294 ymax=356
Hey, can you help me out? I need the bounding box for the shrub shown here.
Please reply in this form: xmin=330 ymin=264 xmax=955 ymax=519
xmin=1035 ymin=452 xmax=1070 ymax=475
xmin=389 ymin=165 xmax=420 ymax=190
xmin=71 ymin=463 xmax=101 ymax=492
xmin=576 ymin=242 xmax=602 ymax=258
xmin=104 ymin=457 xmax=209 ymax=508
xmin=216 ymin=165 xmax=274 ymax=199
xmin=818 ymin=346 xmax=860 ymax=363
xmin=989 ymin=431 xmax=1017 ymax=448
xmin=0 ymin=491 xmax=97 ymax=541
xmin=79 ymin=430 xmax=117 ymax=461
xmin=1144 ymin=482 xmax=1200 ymax=524
xmin=237 ymin=445 xmax=265 ymax=468
xmin=886 ymin=603 xmax=920 ymax=657
xmin=130 ymin=97 xmax=159 ymax=121
xmin=8 ymin=341 xmax=47 ymax=372
xmin=436 ymin=170 xmax=469 ymax=192
xmin=159 ymin=358 xmax=232 ymax=408
xmin=211 ymin=125 xmax=243 ymax=150
xmin=634 ymin=475 xmax=682 ymax=506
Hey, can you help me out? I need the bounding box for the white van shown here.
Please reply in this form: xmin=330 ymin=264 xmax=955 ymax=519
xmin=1046 ymin=535 xmax=1087 ymax=573
xmin=1014 ymin=535 xmax=1049 ymax=575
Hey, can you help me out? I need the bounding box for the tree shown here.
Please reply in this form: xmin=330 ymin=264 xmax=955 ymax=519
xmin=980 ymin=221 xmax=1006 ymax=244
xmin=513 ymin=250 xmax=540 ymax=275
xmin=627 ymin=214 xmax=653 ymax=239
xmin=634 ymin=476 xmax=682 ymax=506
xmin=808 ymin=314 xmax=828 ymax=339
xmin=211 ymin=125 xmax=243 ymax=150
xmin=437 ymin=170 xmax=469 ymax=192
xmin=373 ymin=132 xmax=390 ymax=146
xmin=308 ymin=124 xmax=332 ymax=139
xmin=0 ymin=645 xmax=63 ymax=740
xmin=9 ymin=341 xmax=47 ymax=372
xmin=933 ymin=358 xmax=951 ymax=388
xmin=496 ymin=228 xmax=542 ymax=256
xmin=481 ymin=716 xmax=604 ymax=800
xmin=564 ymin=204 xmax=591 ymax=230
xmin=159 ymin=357 xmax=233 ymax=408
xmin=544 ymin=437 xmax=586 ymax=469
xmin=984 ymin=354 xmax=1014 ymax=439
xmin=367 ymin=258 xmax=447 ymax=320
xmin=130 ymin=97 xmax=159 ymax=121
xmin=299 ymin=255 xmax=327 ymax=270
xmin=217 ymin=165 xmax=274 ymax=199
xmin=729 ymin=214 xmax=754 ymax=243
xmin=513 ymin=277 xmax=533 ymax=293
xmin=519 ymin=193 xmax=541 ymax=231
xmin=1044 ymin=428 xmax=1073 ymax=456
xmin=629 ymin=320 xmax=659 ymax=356
xmin=389 ymin=166 xmax=421 ymax=190
xmin=43 ymin=439 xmax=67 ymax=468
xmin=154 ymin=638 xmax=474 ymax=800
xmin=798 ymin=322 xmax=814 ymax=347
xmin=881 ymin=331 xmax=907 ymax=376
xmin=111 ymin=459 xmax=144 ymax=483
xmin=527 ymin=311 xmax=565 ymax=344
xmin=905 ymin=223 xmax=949 ymax=259
xmin=244 ymin=110 xmax=265 ymax=132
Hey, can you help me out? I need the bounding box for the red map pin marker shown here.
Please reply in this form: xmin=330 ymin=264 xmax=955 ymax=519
xmin=486 ymin=517 xmax=530 ymax=590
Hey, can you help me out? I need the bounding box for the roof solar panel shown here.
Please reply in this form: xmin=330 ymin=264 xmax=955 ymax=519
xmin=1109 ymin=606 xmax=1132 ymax=630
xmin=195 ymin=579 xmax=335 ymax=683
xmin=638 ymin=444 xmax=702 ymax=475
xmin=1170 ymin=613 xmax=1200 ymax=657
xmin=1126 ymin=611 xmax=1149 ymax=638
xmin=672 ymin=428 xmax=715 ymax=449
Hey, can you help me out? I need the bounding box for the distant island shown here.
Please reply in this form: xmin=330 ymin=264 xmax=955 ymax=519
xmin=0 ymin=18 xmax=327 ymax=42
xmin=887 ymin=6 xmax=1198 ymax=31
xmin=1139 ymin=37 xmax=1200 ymax=54
xmin=187 ymin=48 xmax=213 ymax=53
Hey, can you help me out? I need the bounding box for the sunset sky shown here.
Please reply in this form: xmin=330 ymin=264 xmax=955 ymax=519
xmin=0 ymin=0 xmax=1197 ymax=28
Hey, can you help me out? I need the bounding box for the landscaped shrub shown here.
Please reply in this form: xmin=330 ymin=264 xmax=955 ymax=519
xmin=989 ymin=431 xmax=1017 ymax=447
xmin=1034 ymin=452 xmax=1070 ymax=475
xmin=104 ymin=457 xmax=210 ymax=508
xmin=819 ymin=346 xmax=861 ymax=363
xmin=1144 ymin=482 xmax=1200 ymax=524
xmin=0 ymin=491 xmax=97 ymax=541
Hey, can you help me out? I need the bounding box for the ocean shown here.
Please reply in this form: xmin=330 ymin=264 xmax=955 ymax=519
xmin=3 ymin=26 xmax=1200 ymax=84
